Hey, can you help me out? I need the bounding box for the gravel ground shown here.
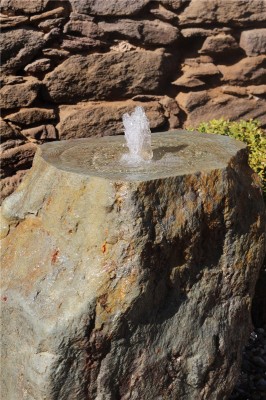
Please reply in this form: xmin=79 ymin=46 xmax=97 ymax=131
xmin=229 ymin=327 xmax=266 ymax=400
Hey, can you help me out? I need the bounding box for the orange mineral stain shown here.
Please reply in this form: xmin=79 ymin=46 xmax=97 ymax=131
xmin=51 ymin=249 xmax=59 ymax=264
xmin=101 ymin=243 xmax=107 ymax=254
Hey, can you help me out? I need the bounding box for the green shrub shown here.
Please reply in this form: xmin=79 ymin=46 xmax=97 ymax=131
xmin=189 ymin=119 xmax=266 ymax=200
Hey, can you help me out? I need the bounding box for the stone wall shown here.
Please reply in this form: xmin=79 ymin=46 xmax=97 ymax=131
xmin=1 ymin=0 xmax=266 ymax=201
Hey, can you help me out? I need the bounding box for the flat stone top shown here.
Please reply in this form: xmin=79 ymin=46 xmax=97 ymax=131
xmin=40 ymin=131 xmax=246 ymax=181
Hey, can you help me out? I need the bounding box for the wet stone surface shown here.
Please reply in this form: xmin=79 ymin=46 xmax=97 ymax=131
xmin=41 ymin=130 xmax=246 ymax=180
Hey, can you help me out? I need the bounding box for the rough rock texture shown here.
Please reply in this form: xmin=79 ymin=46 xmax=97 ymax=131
xmin=161 ymin=0 xmax=187 ymax=11
xmin=0 ymin=118 xmax=23 ymax=142
xmin=0 ymin=0 xmax=50 ymax=14
xmin=0 ymin=13 xmax=29 ymax=28
xmin=21 ymin=124 xmax=57 ymax=143
xmin=64 ymin=17 xmax=104 ymax=38
xmin=42 ymin=47 xmax=70 ymax=58
xmin=173 ymin=60 xmax=221 ymax=88
xmin=99 ymin=19 xmax=179 ymax=45
xmin=57 ymin=100 xmax=166 ymax=139
xmin=199 ymin=34 xmax=239 ymax=55
xmin=181 ymin=27 xmax=233 ymax=38
xmin=24 ymin=58 xmax=52 ymax=73
xmin=177 ymin=89 xmax=266 ymax=128
xmin=240 ymin=29 xmax=266 ymax=57
xmin=218 ymin=56 xmax=266 ymax=85
xmin=69 ymin=0 xmax=150 ymax=16
xmin=150 ymin=3 xmax=179 ymax=22
xmin=30 ymin=7 xmax=66 ymax=22
xmin=98 ymin=19 xmax=143 ymax=40
xmin=38 ymin=17 xmax=66 ymax=32
xmin=179 ymin=0 xmax=266 ymax=26
xmin=1 ymin=132 xmax=265 ymax=399
xmin=44 ymin=50 xmax=174 ymax=103
xmin=4 ymin=107 xmax=56 ymax=126
xmin=61 ymin=35 xmax=103 ymax=51
xmin=0 ymin=28 xmax=45 ymax=73
xmin=0 ymin=78 xmax=41 ymax=110
xmin=1 ymin=142 xmax=37 ymax=179
xmin=141 ymin=19 xmax=179 ymax=45
xmin=0 ymin=169 xmax=28 ymax=201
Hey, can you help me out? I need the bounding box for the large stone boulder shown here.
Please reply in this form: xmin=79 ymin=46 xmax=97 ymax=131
xmin=44 ymin=50 xmax=175 ymax=103
xmin=1 ymin=131 xmax=265 ymax=399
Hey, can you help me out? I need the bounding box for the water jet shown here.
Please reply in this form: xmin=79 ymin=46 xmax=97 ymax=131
xmin=121 ymin=106 xmax=153 ymax=164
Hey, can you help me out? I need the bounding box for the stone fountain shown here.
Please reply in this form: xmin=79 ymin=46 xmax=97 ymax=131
xmin=1 ymin=108 xmax=265 ymax=400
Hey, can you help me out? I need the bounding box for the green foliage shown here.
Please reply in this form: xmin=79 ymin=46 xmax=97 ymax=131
xmin=189 ymin=119 xmax=266 ymax=200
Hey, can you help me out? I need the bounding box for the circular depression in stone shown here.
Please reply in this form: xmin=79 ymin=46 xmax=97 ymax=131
xmin=40 ymin=131 xmax=245 ymax=181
